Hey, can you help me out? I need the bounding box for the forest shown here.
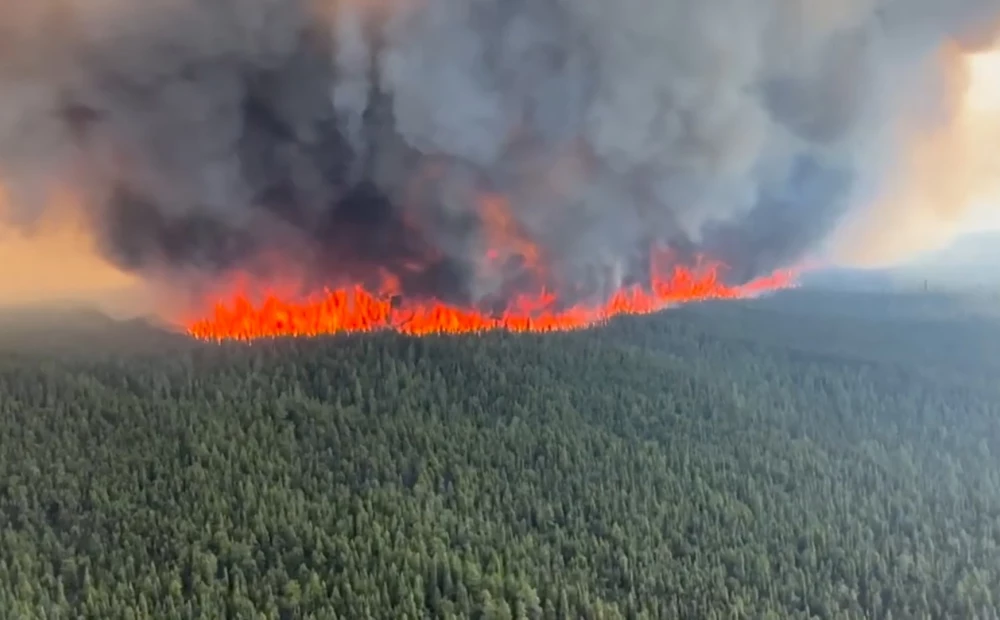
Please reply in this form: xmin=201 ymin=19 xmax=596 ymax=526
xmin=1 ymin=289 xmax=1000 ymax=619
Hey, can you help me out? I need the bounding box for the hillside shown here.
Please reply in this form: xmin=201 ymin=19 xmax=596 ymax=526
xmin=884 ymin=231 xmax=1000 ymax=292
xmin=2 ymin=292 xmax=1000 ymax=618
xmin=0 ymin=305 xmax=182 ymax=358
xmin=799 ymin=232 xmax=1000 ymax=296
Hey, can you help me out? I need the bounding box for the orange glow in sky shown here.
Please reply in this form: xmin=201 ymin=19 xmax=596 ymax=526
xmin=965 ymin=45 xmax=1000 ymax=112
xmin=959 ymin=43 xmax=1000 ymax=231
xmin=834 ymin=36 xmax=1000 ymax=264
xmin=0 ymin=185 xmax=136 ymax=307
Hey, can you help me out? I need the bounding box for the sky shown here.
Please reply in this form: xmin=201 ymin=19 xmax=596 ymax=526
xmin=0 ymin=193 xmax=138 ymax=310
xmin=830 ymin=35 xmax=1000 ymax=267
xmin=962 ymin=204 xmax=1000 ymax=232
xmin=957 ymin=44 xmax=1000 ymax=233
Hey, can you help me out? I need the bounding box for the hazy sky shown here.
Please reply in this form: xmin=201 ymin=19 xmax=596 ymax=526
xmin=0 ymin=205 xmax=137 ymax=308
xmin=958 ymin=46 xmax=1000 ymax=233
xmin=962 ymin=203 xmax=1000 ymax=231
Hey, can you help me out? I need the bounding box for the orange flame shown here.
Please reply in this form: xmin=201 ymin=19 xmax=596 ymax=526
xmin=479 ymin=192 xmax=543 ymax=273
xmin=184 ymin=250 xmax=797 ymax=342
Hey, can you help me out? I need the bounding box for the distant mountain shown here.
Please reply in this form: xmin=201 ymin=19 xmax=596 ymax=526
xmin=798 ymin=267 xmax=898 ymax=292
xmin=906 ymin=231 xmax=1000 ymax=266
xmin=0 ymin=304 xmax=184 ymax=355
xmin=799 ymin=232 xmax=1000 ymax=294
xmin=890 ymin=231 xmax=1000 ymax=290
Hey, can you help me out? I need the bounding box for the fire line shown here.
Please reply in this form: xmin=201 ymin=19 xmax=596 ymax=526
xmin=184 ymin=259 xmax=797 ymax=342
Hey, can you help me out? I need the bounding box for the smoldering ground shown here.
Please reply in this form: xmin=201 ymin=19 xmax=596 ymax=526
xmin=0 ymin=0 xmax=998 ymax=306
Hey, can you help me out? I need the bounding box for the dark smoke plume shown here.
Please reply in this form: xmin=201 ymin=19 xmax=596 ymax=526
xmin=0 ymin=0 xmax=998 ymax=303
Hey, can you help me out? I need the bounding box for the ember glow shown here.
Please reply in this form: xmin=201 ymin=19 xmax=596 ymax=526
xmin=184 ymin=254 xmax=796 ymax=341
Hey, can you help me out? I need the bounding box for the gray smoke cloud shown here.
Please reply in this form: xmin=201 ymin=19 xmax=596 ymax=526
xmin=0 ymin=0 xmax=998 ymax=304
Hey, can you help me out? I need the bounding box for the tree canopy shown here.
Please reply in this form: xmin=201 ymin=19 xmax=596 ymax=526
xmin=1 ymin=290 xmax=999 ymax=619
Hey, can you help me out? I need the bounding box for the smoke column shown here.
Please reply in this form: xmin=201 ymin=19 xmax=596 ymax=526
xmin=832 ymin=30 xmax=1000 ymax=265
xmin=0 ymin=0 xmax=998 ymax=316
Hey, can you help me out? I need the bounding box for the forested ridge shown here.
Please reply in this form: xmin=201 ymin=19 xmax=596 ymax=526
xmin=2 ymin=291 xmax=1000 ymax=619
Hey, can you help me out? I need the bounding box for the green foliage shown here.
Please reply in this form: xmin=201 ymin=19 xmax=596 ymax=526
xmin=1 ymin=293 xmax=999 ymax=619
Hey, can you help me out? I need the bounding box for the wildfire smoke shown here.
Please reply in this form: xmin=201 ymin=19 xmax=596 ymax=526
xmin=832 ymin=31 xmax=1000 ymax=266
xmin=0 ymin=0 xmax=997 ymax=338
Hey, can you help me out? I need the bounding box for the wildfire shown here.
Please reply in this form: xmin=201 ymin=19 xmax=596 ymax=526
xmin=184 ymin=253 xmax=797 ymax=342
xmin=184 ymin=191 xmax=798 ymax=342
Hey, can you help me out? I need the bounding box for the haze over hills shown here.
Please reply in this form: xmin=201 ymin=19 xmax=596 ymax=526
xmin=801 ymin=231 xmax=1000 ymax=295
xmin=0 ymin=303 xmax=181 ymax=356
xmin=896 ymin=231 xmax=1000 ymax=289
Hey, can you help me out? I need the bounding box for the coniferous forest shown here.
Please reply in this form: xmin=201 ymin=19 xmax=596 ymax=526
xmin=2 ymin=290 xmax=1000 ymax=619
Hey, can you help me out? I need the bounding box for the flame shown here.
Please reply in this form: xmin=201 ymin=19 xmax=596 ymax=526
xmin=184 ymin=250 xmax=797 ymax=342
xmin=479 ymin=193 xmax=543 ymax=272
